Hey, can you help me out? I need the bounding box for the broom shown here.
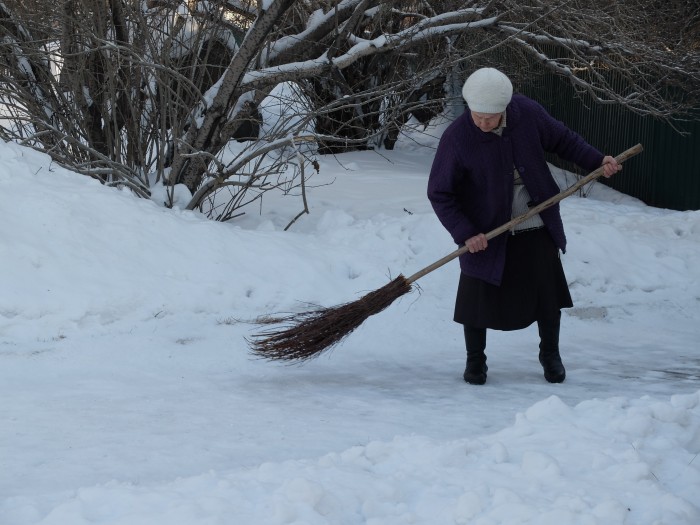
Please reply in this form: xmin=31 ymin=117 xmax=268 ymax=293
xmin=249 ymin=144 xmax=644 ymax=362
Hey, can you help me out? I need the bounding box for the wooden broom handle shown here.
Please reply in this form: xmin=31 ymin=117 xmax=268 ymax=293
xmin=406 ymin=143 xmax=644 ymax=284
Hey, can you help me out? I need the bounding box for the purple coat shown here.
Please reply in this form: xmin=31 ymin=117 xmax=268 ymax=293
xmin=427 ymin=94 xmax=604 ymax=285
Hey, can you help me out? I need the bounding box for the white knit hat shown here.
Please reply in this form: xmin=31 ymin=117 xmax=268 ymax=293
xmin=462 ymin=68 xmax=513 ymax=113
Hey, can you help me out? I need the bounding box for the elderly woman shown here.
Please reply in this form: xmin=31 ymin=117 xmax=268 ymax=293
xmin=427 ymin=67 xmax=621 ymax=385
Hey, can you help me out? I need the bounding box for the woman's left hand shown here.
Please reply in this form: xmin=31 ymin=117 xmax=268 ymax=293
xmin=602 ymin=156 xmax=622 ymax=178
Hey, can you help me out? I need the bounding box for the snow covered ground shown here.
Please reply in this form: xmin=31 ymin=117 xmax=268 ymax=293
xmin=0 ymin=133 xmax=698 ymax=524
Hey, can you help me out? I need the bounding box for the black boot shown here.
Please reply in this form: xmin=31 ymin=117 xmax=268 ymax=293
xmin=538 ymin=314 xmax=566 ymax=383
xmin=463 ymin=326 xmax=488 ymax=385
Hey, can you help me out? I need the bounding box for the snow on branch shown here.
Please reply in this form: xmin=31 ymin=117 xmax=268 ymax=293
xmin=498 ymin=25 xmax=602 ymax=52
xmin=511 ymin=37 xmax=664 ymax=114
xmin=264 ymin=4 xmax=486 ymax=66
xmin=263 ymin=0 xmax=368 ymax=65
xmin=245 ymin=16 xmax=499 ymax=91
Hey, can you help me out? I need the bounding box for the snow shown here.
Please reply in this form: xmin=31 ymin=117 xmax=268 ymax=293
xmin=0 ymin=131 xmax=699 ymax=524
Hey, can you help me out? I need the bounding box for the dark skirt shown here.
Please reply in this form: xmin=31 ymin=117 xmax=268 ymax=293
xmin=453 ymin=228 xmax=573 ymax=331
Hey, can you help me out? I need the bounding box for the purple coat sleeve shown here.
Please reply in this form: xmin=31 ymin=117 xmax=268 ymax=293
xmin=427 ymin=119 xmax=479 ymax=246
xmin=532 ymin=100 xmax=604 ymax=171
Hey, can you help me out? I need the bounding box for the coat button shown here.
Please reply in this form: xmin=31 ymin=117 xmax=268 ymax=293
xmin=518 ymin=166 xmax=525 ymax=173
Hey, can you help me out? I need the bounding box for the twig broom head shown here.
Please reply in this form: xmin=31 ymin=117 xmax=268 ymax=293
xmin=248 ymin=275 xmax=412 ymax=362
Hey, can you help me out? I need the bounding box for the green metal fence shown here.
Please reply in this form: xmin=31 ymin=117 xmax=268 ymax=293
xmin=521 ymin=76 xmax=700 ymax=211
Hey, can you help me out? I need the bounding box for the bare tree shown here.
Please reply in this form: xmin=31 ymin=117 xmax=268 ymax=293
xmin=0 ymin=0 xmax=697 ymax=222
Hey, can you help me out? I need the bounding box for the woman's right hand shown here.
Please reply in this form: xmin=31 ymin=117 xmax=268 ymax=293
xmin=466 ymin=233 xmax=488 ymax=253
